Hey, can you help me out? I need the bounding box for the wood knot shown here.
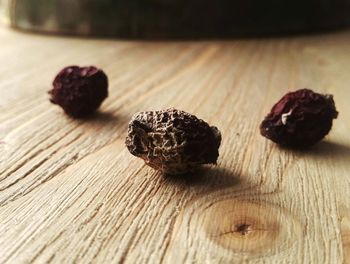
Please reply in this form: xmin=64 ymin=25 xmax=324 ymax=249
xmin=198 ymin=199 xmax=302 ymax=255
xmin=234 ymin=223 xmax=251 ymax=236
xmin=167 ymin=196 xmax=304 ymax=261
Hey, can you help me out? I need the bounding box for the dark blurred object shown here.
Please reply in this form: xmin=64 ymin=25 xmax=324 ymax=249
xmin=2 ymin=0 xmax=350 ymax=38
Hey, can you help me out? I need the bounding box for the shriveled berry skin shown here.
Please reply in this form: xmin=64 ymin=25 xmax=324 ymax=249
xmin=49 ymin=66 xmax=108 ymax=118
xmin=260 ymin=89 xmax=338 ymax=148
xmin=125 ymin=108 xmax=222 ymax=175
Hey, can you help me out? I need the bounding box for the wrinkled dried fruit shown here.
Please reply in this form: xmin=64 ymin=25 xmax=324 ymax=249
xmin=125 ymin=108 xmax=222 ymax=175
xmin=49 ymin=66 xmax=108 ymax=118
xmin=260 ymin=88 xmax=338 ymax=148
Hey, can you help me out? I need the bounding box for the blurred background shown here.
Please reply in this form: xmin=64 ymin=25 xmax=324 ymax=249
xmin=1 ymin=0 xmax=350 ymax=38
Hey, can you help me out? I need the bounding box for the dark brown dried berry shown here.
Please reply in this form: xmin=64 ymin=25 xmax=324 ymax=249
xmin=125 ymin=108 xmax=222 ymax=175
xmin=260 ymin=89 xmax=338 ymax=148
xmin=49 ymin=66 xmax=108 ymax=118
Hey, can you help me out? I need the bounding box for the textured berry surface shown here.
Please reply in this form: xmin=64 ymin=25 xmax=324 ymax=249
xmin=125 ymin=108 xmax=222 ymax=175
xmin=49 ymin=66 xmax=108 ymax=118
xmin=260 ymin=89 xmax=338 ymax=148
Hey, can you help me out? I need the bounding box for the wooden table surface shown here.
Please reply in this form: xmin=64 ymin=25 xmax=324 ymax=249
xmin=0 ymin=25 xmax=349 ymax=264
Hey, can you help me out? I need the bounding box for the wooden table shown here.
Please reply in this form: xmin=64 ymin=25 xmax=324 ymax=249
xmin=0 ymin=25 xmax=349 ymax=264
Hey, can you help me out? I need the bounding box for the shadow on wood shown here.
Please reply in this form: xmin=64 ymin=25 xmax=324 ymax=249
xmin=276 ymin=140 xmax=350 ymax=161
xmin=162 ymin=166 xmax=241 ymax=192
xmin=79 ymin=111 xmax=120 ymax=123
xmin=311 ymin=140 xmax=350 ymax=159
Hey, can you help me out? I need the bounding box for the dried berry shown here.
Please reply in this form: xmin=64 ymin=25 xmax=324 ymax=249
xmin=260 ymin=89 xmax=338 ymax=148
xmin=49 ymin=66 xmax=108 ymax=118
xmin=125 ymin=108 xmax=222 ymax=175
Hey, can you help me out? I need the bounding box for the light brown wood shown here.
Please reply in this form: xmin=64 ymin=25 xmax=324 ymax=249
xmin=0 ymin=25 xmax=350 ymax=264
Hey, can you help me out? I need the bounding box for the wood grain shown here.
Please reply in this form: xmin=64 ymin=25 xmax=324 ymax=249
xmin=0 ymin=25 xmax=350 ymax=263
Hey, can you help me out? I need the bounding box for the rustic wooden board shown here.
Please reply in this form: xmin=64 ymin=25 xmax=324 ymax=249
xmin=0 ymin=25 xmax=349 ymax=263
